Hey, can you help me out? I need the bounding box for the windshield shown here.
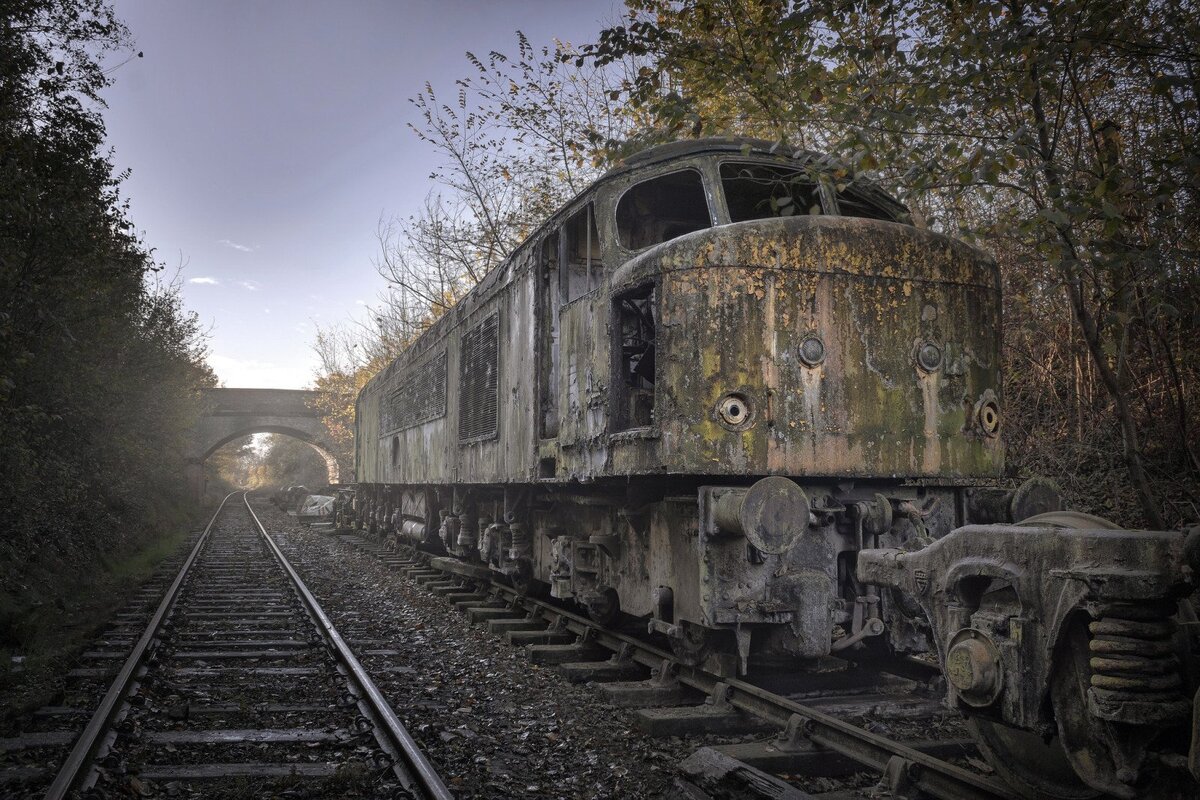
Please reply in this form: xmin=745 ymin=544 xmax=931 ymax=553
xmin=719 ymin=160 xmax=900 ymax=223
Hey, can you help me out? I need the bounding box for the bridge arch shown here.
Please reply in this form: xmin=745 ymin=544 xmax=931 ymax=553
xmin=186 ymin=388 xmax=346 ymax=501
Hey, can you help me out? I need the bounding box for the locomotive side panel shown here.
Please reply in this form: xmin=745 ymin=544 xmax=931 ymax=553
xmin=378 ymin=342 xmax=454 ymax=486
xmin=455 ymin=261 xmax=539 ymax=483
xmin=555 ymin=291 xmax=613 ymax=475
xmin=355 ymin=381 xmax=383 ymax=485
xmin=499 ymin=260 xmax=539 ymax=481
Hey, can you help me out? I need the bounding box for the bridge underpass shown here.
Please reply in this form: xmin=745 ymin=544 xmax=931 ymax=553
xmin=186 ymin=388 xmax=345 ymax=501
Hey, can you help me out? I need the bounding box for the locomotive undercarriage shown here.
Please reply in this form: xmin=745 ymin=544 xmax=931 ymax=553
xmin=342 ymin=479 xmax=1200 ymax=798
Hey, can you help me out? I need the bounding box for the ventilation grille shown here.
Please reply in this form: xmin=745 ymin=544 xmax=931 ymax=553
xmin=459 ymin=313 xmax=499 ymax=442
xmin=382 ymin=351 xmax=447 ymax=432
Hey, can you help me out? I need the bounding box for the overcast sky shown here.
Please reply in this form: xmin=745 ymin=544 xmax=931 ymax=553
xmin=103 ymin=0 xmax=619 ymax=388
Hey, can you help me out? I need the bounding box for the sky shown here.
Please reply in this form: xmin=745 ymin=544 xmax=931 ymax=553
xmin=102 ymin=0 xmax=620 ymax=388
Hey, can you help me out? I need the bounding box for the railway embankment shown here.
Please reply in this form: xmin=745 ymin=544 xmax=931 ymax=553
xmin=0 ymin=506 xmax=207 ymax=730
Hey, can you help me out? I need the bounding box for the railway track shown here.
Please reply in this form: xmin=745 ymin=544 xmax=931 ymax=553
xmin=329 ymin=527 xmax=1018 ymax=800
xmin=0 ymin=536 xmax=202 ymax=795
xmin=4 ymin=493 xmax=449 ymax=800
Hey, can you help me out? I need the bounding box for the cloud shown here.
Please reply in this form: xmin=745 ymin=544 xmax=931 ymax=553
xmin=188 ymin=276 xmax=219 ymax=285
xmin=218 ymin=238 xmax=254 ymax=252
xmin=238 ymin=280 xmax=260 ymax=291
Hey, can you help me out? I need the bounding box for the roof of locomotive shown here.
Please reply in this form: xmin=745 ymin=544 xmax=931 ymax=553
xmin=358 ymin=136 xmax=910 ymax=400
xmin=600 ymin=136 xmax=908 ymax=217
xmin=603 ymin=136 xmax=821 ymax=176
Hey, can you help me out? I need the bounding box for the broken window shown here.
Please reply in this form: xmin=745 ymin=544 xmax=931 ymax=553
xmin=834 ymin=187 xmax=900 ymax=222
xmin=561 ymin=202 xmax=603 ymax=303
xmin=722 ymin=160 xmax=902 ymax=223
xmin=612 ymin=284 xmax=656 ymax=430
xmin=616 ymin=170 xmax=711 ymax=250
xmin=720 ymin=161 xmax=824 ymax=221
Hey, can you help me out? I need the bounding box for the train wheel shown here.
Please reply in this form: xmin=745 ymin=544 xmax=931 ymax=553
xmin=968 ymin=510 xmax=1145 ymax=800
xmin=968 ymin=716 xmax=1101 ymax=800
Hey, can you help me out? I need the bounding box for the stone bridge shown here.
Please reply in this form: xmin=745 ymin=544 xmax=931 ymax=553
xmin=186 ymin=388 xmax=345 ymax=500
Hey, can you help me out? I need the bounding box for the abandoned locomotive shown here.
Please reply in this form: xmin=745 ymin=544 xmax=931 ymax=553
xmin=352 ymin=138 xmax=1199 ymax=799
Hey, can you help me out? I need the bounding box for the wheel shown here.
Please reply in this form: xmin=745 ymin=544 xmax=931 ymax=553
xmin=968 ymin=510 xmax=1147 ymax=800
xmin=1018 ymin=510 xmax=1121 ymax=530
xmin=967 ymin=718 xmax=1101 ymax=800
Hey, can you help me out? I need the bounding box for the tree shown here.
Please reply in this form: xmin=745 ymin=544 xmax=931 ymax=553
xmin=311 ymin=33 xmax=644 ymax=455
xmin=1 ymin=0 xmax=215 ymax=635
xmin=584 ymin=0 xmax=1199 ymax=527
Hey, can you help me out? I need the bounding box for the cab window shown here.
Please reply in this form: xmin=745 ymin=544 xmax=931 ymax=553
xmin=835 ymin=188 xmax=899 ymax=221
xmin=561 ymin=202 xmax=603 ymax=303
xmin=720 ymin=161 xmax=823 ymax=221
xmin=616 ymin=170 xmax=711 ymax=251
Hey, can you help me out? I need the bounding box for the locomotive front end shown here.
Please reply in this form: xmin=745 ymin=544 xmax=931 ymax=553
xmin=614 ymin=214 xmax=1004 ymax=480
xmin=600 ymin=205 xmax=1030 ymax=680
xmin=610 ymin=196 xmax=1198 ymax=800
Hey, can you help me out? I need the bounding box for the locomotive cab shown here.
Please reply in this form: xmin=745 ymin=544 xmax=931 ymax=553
xmin=538 ymin=141 xmax=1006 ymax=669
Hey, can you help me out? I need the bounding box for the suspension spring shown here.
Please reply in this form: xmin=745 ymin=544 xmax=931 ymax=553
xmin=508 ymin=523 xmax=531 ymax=561
xmin=440 ymin=515 xmax=459 ymax=551
xmin=1088 ymin=600 xmax=1190 ymax=723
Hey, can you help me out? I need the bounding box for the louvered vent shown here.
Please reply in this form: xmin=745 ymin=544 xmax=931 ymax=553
xmin=459 ymin=313 xmax=499 ymax=442
xmin=381 ymin=351 xmax=447 ymax=431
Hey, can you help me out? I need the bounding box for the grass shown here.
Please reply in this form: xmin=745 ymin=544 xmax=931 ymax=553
xmin=0 ymin=516 xmax=199 ymax=730
xmin=102 ymin=525 xmax=191 ymax=584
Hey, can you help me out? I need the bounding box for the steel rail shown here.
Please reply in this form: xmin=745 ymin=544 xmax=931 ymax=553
xmin=44 ymin=492 xmax=238 ymax=800
xmin=243 ymin=495 xmax=453 ymax=800
xmin=409 ymin=549 xmax=1017 ymax=800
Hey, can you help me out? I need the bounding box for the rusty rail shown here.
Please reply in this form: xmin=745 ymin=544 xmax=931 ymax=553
xmin=403 ymin=546 xmax=1016 ymax=800
xmin=243 ymin=495 xmax=453 ymax=800
xmin=44 ymin=492 xmax=237 ymax=800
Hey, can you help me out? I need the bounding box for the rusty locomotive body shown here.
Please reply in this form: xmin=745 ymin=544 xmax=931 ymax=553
xmin=353 ymin=139 xmax=1200 ymax=799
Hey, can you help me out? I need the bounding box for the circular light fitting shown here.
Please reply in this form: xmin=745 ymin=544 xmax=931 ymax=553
xmin=798 ymin=335 xmax=826 ymax=367
xmin=917 ymin=341 xmax=942 ymax=372
xmin=979 ymin=400 xmax=1001 ymax=436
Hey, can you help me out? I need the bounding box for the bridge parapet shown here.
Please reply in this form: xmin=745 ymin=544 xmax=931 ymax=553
xmin=186 ymin=388 xmax=347 ymax=500
xmin=200 ymin=387 xmax=327 ymax=418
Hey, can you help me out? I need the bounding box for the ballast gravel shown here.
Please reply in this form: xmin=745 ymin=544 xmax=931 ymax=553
xmin=258 ymin=500 xmax=699 ymax=799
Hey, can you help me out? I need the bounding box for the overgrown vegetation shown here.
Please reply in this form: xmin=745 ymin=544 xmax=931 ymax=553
xmin=309 ymin=33 xmax=643 ymax=448
xmin=205 ymin=434 xmax=331 ymax=492
xmin=316 ymin=1 xmax=1197 ymax=529
xmin=0 ymin=0 xmax=214 ymax=657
